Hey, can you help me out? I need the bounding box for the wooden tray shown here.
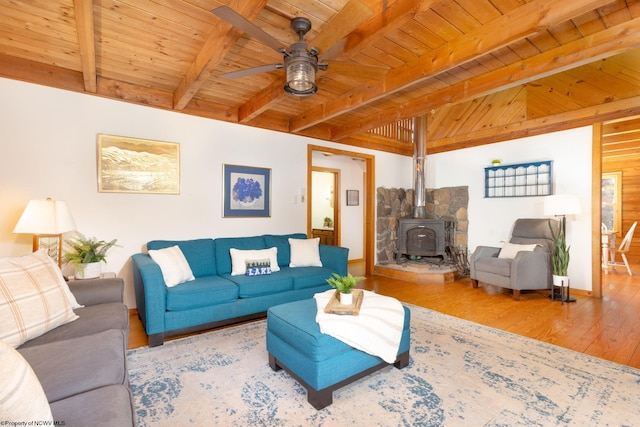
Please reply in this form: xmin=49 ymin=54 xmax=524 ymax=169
xmin=324 ymin=289 xmax=364 ymax=315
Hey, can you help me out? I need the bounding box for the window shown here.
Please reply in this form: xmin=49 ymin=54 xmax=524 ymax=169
xmin=602 ymin=172 xmax=622 ymax=233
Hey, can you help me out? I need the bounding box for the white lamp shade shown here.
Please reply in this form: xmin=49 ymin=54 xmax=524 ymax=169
xmin=543 ymin=194 xmax=582 ymax=217
xmin=13 ymin=199 xmax=76 ymax=234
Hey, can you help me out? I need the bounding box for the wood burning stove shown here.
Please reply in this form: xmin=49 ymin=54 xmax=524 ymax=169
xmin=396 ymin=218 xmax=447 ymax=262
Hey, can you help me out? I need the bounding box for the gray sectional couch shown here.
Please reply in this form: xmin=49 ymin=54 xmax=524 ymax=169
xmin=17 ymin=277 xmax=135 ymax=426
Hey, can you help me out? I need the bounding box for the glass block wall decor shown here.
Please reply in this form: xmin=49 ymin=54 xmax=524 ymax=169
xmin=485 ymin=161 xmax=553 ymax=198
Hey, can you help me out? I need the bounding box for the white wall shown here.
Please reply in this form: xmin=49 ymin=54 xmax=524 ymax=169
xmin=1 ymin=77 xmax=594 ymax=300
xmin=426 ymin=127 xmax=593 ymax=291
xmin=311 ymin=171 xmax=335 ymax=228
xmin=0 ymin=78 xmax=409 ymax=307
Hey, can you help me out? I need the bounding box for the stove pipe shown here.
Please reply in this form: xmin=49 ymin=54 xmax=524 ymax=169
xmin=413 ymin=115 xmax=427 ymax=218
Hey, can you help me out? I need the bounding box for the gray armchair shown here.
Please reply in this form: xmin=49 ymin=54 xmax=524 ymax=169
xmin=470 ymin=218 xmax=559 ymax=300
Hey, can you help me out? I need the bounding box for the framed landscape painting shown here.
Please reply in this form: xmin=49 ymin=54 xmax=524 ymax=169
xmin=97 ymin=134 xmax=180 ymax=194
xmin=223 ymin=164 xmax=271 ymax=217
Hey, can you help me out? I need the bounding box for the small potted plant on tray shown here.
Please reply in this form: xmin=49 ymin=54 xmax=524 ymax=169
xmin=63 ymin=233 xmax=119 ymax=279
xmin=326 ymin=273 xmax=365 ymax=305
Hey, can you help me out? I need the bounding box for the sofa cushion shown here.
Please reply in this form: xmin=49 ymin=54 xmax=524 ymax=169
xmin=288 ymin=266 xmax=336 ymax=290
xmin=224 ymin=272 xmax=293 ymax=298
xmin=0 ymin=250 xmax=79 ymax=347
xmin=165 ymin=276 xmax=238 ymax=311
xmin=147 ymin=239 xmax=216 ymax=277
xmin=18 ymin=302 xmax=129 ymax=348
xmin=0 ymin=340 xmax=53 ymax=423
xmin=264 ymin=233 xmax=307 ymax=266
xmin=50 ymin=384 xmax=135 ymax=427
xmin=148 ymin=245 xmax=195 ymax=287
xmin=19 ymin=329 xmax=128 ymax=403
xmin=475 ymin=257 xmax=512 ymax=276
xmin=230 ymin=247 xmax=280 ymax=275
xmin=215 ymin=235 xmax=266 ymax=275
xmin=289 ymin=237 xmax=322 ymax=267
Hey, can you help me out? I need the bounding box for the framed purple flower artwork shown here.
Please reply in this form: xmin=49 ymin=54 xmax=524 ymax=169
xmin=223 ymin=164 xmax=271 ymax=217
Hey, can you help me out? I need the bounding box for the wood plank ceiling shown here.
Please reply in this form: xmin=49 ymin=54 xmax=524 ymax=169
xmin=1 ymin=0 xmax=640 ymax=156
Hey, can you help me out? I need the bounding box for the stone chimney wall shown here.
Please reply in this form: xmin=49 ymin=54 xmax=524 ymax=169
xmin=376 ymin=186 xmax=469 ymax=263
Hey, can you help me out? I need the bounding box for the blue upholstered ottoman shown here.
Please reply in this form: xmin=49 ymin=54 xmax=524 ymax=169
xmin=266 ymin=298 xmax=411 ymax=409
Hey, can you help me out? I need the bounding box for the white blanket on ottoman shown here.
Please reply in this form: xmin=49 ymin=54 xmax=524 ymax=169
xmin=314 ymin=290 xmax=405 ymax=364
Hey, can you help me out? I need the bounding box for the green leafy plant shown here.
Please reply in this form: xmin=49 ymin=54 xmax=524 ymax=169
xmin=63 ymin=233 xmax=119 ymax=265
xmin=326 ymin=273 xmax=365 ymax=294
xmin=548 ymin=220 xmax=570 ymax=276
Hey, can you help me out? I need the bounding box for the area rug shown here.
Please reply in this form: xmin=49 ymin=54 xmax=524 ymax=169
xmin=127 ymin=305 xmax=640 ymax=426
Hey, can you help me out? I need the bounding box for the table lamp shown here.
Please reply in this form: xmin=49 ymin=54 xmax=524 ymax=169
xmin=543 ymin=194 xmax=581 ymax=236
xmin=13 ymin=198 xmax=77 ymax=267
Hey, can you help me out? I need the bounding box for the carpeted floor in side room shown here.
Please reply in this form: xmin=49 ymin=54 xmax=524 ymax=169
xmin=127 ymin=304 xmax=640 ymax=426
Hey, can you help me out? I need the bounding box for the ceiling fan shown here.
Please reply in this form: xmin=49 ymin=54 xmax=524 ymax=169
xmin=211 ymin=3 xmax=388 ymax=96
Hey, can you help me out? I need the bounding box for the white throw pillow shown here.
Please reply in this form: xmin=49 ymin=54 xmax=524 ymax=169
xmin=0 ymin=250 xmax=79 ymax=348
xmin=0 ymin=340 xmax=53 ymax=423
xmin=230 ymin=247 xmax=279 ymax=276
xmin=498 ymin=242 xmax=538 ymax=259
xmin=148 ymin=245 xmax=195 ymax=287
xmin=289 ymin=238 xmax=323 ymax=267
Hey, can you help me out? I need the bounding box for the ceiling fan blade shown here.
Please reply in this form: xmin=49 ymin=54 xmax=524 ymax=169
xmin=220 ymin=64 xmax=282 ymax=79
xmin=311 ymin=0 xmax=374 ymax=54
xmin=211 ymin=6 xmax=286 ymax=54
xmin=324 ymin=60 xmax=389 ymax=80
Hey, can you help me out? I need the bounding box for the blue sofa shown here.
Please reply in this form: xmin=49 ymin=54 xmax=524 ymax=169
xmin=132 ymin=233 xmax=348 ymax=346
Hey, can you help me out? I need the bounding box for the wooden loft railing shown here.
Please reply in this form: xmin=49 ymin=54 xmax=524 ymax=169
xmin=367 ymin=118 xmax=413 ymax=144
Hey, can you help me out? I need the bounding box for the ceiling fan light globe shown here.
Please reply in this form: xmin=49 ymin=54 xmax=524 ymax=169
xmin=285 ymin=60 xmax=317 ymax=96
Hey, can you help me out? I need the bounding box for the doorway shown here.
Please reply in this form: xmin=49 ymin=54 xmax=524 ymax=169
xmin=307 ymin=145 xmax=376 ymax=275
xmin=311 ymin=168 xmax=340 ymax=246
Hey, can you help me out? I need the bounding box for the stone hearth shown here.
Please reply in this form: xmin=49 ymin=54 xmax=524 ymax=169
xmin=375 ymin=186 xmax=469 ymax=283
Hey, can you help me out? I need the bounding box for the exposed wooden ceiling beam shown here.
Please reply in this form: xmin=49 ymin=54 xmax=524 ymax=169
xmin=173 ymin=1 xmax=268 ymax=110
xmin=320 ymin=0 xmax=439 ymax=61
xmin=289 ymin=0 xmax=614 ymax=133
xmin=0 ymin=54 xmax=85 ymax=92
xmin=73 ymin=0 xmax=97 ymax=93
xmin=331 ymin=17 xmax=640 ymax=140
xmin=238 ymin=76 xmax=285 ymax=123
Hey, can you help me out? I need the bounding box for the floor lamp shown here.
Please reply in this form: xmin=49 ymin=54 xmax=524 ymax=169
xmin=543 ymin=194 xmax=581 ymax=302
xmin=13 ymin=198 xmax=77 ymax=268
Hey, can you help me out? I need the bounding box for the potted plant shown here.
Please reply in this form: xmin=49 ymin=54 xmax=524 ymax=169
xmin=323 ymin=216 xmax=333 ymax=228
xmin=63 ymin=233 xmax=119 ymax=279
xmin=548 ymin=220 xmax=570 ymax=289
xmin=326 ymin=273 xmax=365 ymax=305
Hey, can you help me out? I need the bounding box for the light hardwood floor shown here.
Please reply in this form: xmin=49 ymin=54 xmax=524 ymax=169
xmin=128 ymin=266 xmax=640 ymax=369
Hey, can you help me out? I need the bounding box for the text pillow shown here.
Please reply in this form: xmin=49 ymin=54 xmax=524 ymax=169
xmin=245 ymin=259 xmax=272 ymax=276
xmin=148 ymin=245 xmax=195 ymax=287
xmin=289 ymin=238 xmax=323 ymax=267
xmin=498 ymin=242 xmax=538 ymax=259
xmin=0 ymin=340 xmax=53 ymax=423
xmin=0 ymin=250 xmax=79 ymax=348
xmin=230 ymin=247 xmax=279 ymax=276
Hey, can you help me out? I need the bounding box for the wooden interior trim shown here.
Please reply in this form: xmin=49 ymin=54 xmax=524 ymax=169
xmin=308 ymin=144 xmax=376 ymax=275
xmin=592 ymin=123 xmax=603 ymax=298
